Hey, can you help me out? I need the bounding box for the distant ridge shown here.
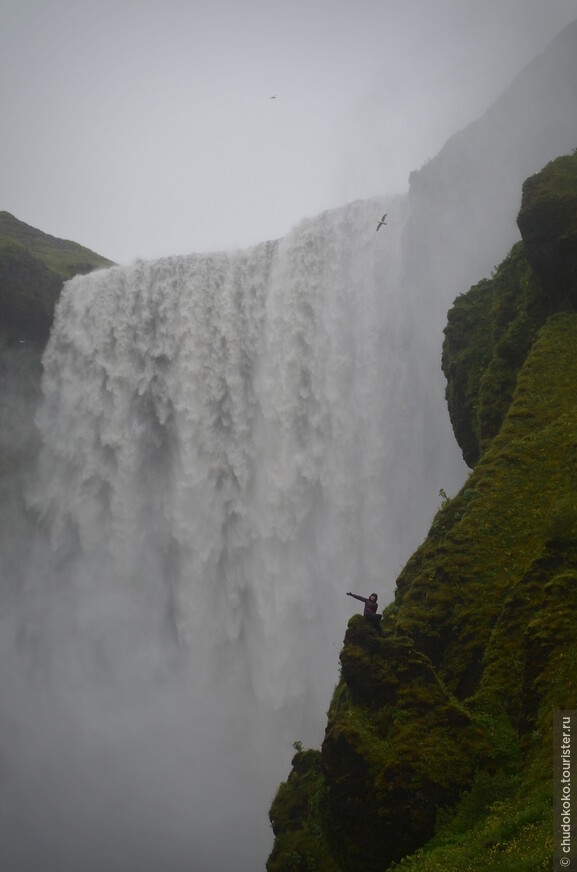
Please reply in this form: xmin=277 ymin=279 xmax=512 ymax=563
xmin=396 ymin=17 xmax=577 ymax=518
xmin=405 ymin=18 xmax=577 ymax=311
xmin=0 ymin=211 xmax=114 ymax=343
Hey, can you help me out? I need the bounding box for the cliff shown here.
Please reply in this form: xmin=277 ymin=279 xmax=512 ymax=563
xmin=0 ymin=211 xmax=114 ymax=343
xmin=443 ymin=152 xmax=577 ymax=467
xmin=266 ymin=154 xmax=577 ymax=871
xmin=394 ymin=18 xmax=577 ymax=537
xmin=0 ymin=213 xmax=114 ymax=566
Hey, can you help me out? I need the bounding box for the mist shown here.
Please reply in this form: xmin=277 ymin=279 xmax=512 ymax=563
xmin=2 ymin=7 xmax=577 ymax=871
xmin=1 ymin=0 xmax=576 ymax=263
xmin=1 ymin=197 xmax=422 ymax=870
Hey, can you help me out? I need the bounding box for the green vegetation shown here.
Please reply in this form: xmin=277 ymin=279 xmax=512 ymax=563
xmin=442 ymin=244 xmax=537 ymax=466
xmin=0 ymin=211 xmax=114 ymax=343
xmin=268 ymin=747 xmax=340 ymax=872
xmin=517 ymin=151 xmax=577 ymax=303
xmin=442 ymin=151 xmax=577 ymax=468
xmin=267 ymin=153 xmax=577 ymax=870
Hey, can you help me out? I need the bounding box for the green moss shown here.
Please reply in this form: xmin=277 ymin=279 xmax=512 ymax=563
xmin=443 ymin=153 xmax=577 ymax=467
xmin=270 ymin=156 xmax=577 ymax=871
xmin=313 ymin=617 xmax=492 ymax=870
xmin=0 ymin=211 xmax=114 ymax=344
xmin=267 ymin=749 xmax=339 ymax=872
xmin=442 ymin=243 xmax=545 ymax=466
xmin=363 ymin=314 xmax=577 ymax=867
xmin=442 ymin=278 xmax=494 ymax=466
xmin=517 ymin=152 xmax=577 ymax=303
xmin=389 ymin=781 xmax=553 ymax=871
xmin=0 ymin=211 xmax=114 ymax=278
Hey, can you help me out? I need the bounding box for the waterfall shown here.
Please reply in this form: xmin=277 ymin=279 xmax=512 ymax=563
xmin=30 ymin=195 xmax=416 ymax=702
xmin=3 ymin=194 xmax=444 ymax=871
xmin=3 ymin=24 xmax=575 ymax=866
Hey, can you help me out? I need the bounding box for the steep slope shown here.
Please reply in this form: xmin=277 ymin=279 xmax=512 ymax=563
xmin=405 ymin=19 xmax=577 ymax=314
xmin=443 ymin=152 xmax=577 ymax=466
xmin=267 ymin=155 xmax=577 ymax=871
xmin=0 ymin=211 xmax=114 ymax=342
xmin=399 ymin=18 xmax=577 ymax=514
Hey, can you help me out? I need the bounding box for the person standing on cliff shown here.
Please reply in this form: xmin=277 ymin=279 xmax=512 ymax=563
xmin=346 ymin=591 xmax=384 ymax=635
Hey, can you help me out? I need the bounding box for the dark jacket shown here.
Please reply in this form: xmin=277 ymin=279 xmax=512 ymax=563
xmin=348 ymin=592 xmax=378 ymax=618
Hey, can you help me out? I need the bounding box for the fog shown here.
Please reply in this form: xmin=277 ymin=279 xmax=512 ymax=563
xmin=1 ymin=197 xmax=418 ymax=870
xmin=1 ymin=0 xmax=576 ymax=263
xmin=2 ymin=6 xmax=577 ymax=871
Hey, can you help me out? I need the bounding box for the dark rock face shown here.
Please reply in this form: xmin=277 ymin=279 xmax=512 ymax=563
xmin=442 ymin=152 xmax=577 ymax=469
xmin=321 ymin=618 xmax=487 ymax=871
xmin=0 ymin=211 xmax=114 ymax=344
xmin=517 ymin=152 xmax=577 ymax=306
xmin=267 ymin=151 xmax=577 ymax=872
xmin=269 ymin=304 xmax=577 ymax=870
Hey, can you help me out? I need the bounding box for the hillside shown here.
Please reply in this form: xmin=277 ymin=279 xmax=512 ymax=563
xmin=0 ymin=211 xmax=114 ymax=343
xmin=395 ymin=18 xmax=577 ymax=537
xmin=266 ymin=155 xmax=577 ymax=871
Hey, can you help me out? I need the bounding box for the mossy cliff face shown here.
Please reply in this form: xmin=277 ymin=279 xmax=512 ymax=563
xmin=267 ymin=155 xmax=577 ymax=871
xmin=0 ymin=211 xmax=114 ymax=344
xmin=517 ymin=152 xmax=577 ymax=303
xmin=442 ymin=151 xmax=577 ymax=468
xmin=320 ymin=619 xmax=489 ymax=870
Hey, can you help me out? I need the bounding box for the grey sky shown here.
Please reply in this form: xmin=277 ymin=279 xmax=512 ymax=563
xmin=2 ymin=0 xmax=576 ymax=263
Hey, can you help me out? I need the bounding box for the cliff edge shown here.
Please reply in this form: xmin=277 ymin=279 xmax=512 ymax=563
xmin=267 ymin=154 xmax=577 ymax=871
xmin=0 ymin=211 xmax=114 ymax=343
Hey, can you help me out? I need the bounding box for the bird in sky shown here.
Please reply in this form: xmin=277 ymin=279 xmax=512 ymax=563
xmin=270 ymin=95 xmax=277 ymax=99
xmin=376 ymin=213 xmax=387 ymax=231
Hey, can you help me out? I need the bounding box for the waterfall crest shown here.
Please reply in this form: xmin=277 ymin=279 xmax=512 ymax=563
xmin=3 ymin=194 xmax=442 ymax=871
xmin=31 ymin=196 xmax=410 ymax=708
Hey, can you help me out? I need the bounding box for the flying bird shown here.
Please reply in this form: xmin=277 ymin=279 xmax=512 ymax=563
xmin=376 ymin=213 xmax=387 ymax=231
xmin=270 ymin=95 xmax=277 ymax=99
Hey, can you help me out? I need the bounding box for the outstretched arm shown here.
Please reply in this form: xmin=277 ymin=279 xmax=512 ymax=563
xmin=347 ymin=592 xmax=367 ymax=603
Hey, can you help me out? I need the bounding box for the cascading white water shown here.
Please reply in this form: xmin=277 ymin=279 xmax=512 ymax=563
xmin=2 ymin=194 xmax=448 ymax=871
xmin=32 ymin=195 xmax=413 ymax=704
xmin=2 ymin=26 xmax=574 ymax=866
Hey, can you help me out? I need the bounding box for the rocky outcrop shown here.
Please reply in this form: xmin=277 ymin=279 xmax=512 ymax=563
xmin=267 ymin=154 xmax=577 ymax=872
xmin=0 ymin=211 xmax=113 ymax=343
xmin=442 ymin=152 xmax=577 ymax=467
